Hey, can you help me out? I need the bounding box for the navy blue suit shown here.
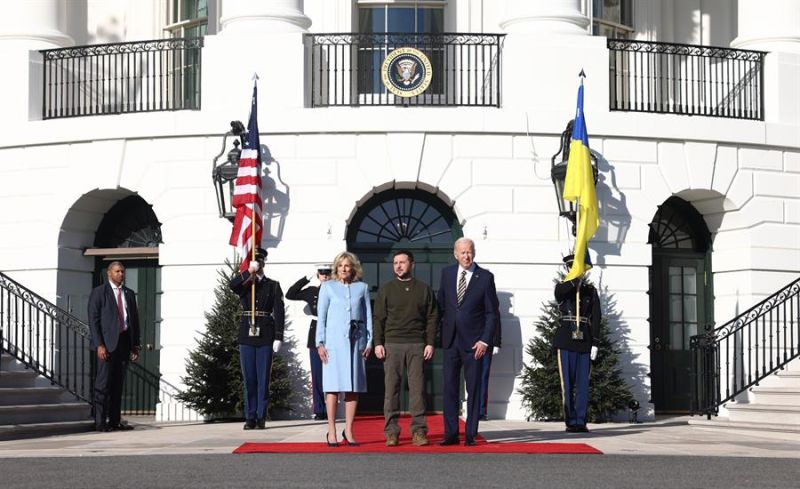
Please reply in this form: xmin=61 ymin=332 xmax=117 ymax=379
xmin=437 ymin=263 xmax=499 ymax=442
xmin=88 ymin=282 xmax=141 ymax=430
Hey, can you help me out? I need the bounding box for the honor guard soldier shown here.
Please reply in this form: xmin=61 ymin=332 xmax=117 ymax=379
xmin=554 ymin=253 xmax=601 ymax=433
xmin=285 ymin=264 xmax=332 ymax=420
xmin=230 ymin=247 xmax=285 ymax=430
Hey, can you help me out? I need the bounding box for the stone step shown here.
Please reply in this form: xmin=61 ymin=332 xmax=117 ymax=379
xmin=0 ymin=369 xmax=39 ymax=388
xmin=0 ymin=387 xmax=68 ymax=405
xmin=689 ymin=417 xmax=800 ymax=434
xmin=0 ymin=420 xmax=96 ymax=441
xmin=726 ymin=402 xmax=800 ymax=426
xmin=760 ymin=371 xmax=800 ymax=388
xmin=0 ymin=402 xmax=91 ymax=425
xmin=750 ymin=386 xmax=800 ymax=405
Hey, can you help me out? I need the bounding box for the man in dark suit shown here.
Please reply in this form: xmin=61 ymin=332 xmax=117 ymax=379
xmin=437 ymin=238 xmax=499 ymax=446
xmin=88 ymin=261 xmax=141 ymax=432
xmin=285 ymin=264 xmax=332 ymax=421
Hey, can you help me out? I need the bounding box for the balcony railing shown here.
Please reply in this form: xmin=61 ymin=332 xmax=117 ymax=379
xmin=40 ymin=38 xmax=203 ymax=119
xmin=608 ymin=39 xmax=766 ymax=120
xmin=307 ymin=33 xmax=504 ymax=107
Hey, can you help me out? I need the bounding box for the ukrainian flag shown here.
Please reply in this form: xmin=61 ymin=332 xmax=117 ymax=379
xmin=562 ymin=79 xmax=599 ymax=282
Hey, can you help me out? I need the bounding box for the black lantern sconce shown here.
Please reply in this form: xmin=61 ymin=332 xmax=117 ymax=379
xmin=550 ymin=119 xmax=599 ymax=236
xmin=212 ymin=120 xmax=246 ymax=221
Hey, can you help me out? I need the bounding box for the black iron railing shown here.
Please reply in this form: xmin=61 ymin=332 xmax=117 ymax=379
xmin=608 ymin=39 xmax=766 ymax=120
xmin=308 ymin=33 xmax=504 ymax=107
xmin=0 ymin=271 xmax=197 ymax=421
xmin=40 ymin=37 xmax=203 ymax=119
xmin=0 ymin=271 xmax=93 ymax=403
xmin=690 ymin=277 xmax=800 ymax=418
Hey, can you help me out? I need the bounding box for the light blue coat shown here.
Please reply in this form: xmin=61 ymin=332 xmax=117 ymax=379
xmin=316 ymin=280 xmax=373 ymax=392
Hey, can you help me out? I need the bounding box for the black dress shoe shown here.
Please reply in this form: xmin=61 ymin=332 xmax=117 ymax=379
xmin=341 ymin=430 xmax=359 ymax=447
xmin=574 ymin=425 xmax=589 ymax=433
xmin=439 ymin=436 xmax=459 ymax=446
xmin=565 ymin=424 xmax=578 ymax=433
xmin=96 ymin=425 xmax=109 ymax=432
xmin=326 ymin=434 xmax=339 ymax=447
xmin=313 ymin=413 xmax=327 ymax=421
xmin=464 ymin=437 xmax=476 ymax=446
xmin=256 ymin=419 xmax=266 ymax=429
xmin=479 ymin=415 xmax=489 ymax=421
xmin=243 ymin=420 xmax=257 ymax=430
xmin=112 ymin=423 xmax=134 ymax=431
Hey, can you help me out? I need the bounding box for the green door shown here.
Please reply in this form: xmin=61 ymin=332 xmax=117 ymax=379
xmin=648 ymin=196 xmax=714 ymax=413
xmin=650 ymin=255 xmax=708 ymax=412
xmin=121 ymin=261 xmax=161 ymax=414
xmin=347 ymin=189 xmax=462 ymax=414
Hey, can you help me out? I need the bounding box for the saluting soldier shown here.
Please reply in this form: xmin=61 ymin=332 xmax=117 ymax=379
xmin=229 ymin=247 xmax=285 ymax=430
xmin=285 ymin=264 xmax=332 ymax=420
xmin=554 ymin=253 xmax=601 ymax=433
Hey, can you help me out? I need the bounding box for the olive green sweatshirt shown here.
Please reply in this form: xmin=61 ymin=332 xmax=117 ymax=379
xmin=372 ymin=278 xmax=438 ymax=346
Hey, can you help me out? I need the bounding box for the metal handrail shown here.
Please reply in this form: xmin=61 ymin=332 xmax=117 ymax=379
xmin=607 ymin=38 xmax=766 ymax=120
xmin=0 ymin=271 xmax=198 ymax=422
xmin=307 ymin=32 xmax=505 ymax=107
xmin=690 ymin=277 xmax=800 ymax=417
xmin=40 ymin=37 xmax=204 ymax=119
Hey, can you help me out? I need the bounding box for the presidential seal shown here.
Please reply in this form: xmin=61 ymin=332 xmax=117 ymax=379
xmin=381 ymin=47 xmax=433 ymax=98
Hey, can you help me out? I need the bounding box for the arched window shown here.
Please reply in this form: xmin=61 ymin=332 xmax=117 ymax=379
xmin=349 ymin=190 xmax=457 ymax=245
xmin=648 ymin=196 xmax=711 ymax=252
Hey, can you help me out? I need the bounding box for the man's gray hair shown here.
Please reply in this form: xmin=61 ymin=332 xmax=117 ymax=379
xmin=453 ymin=237 xmax=475 ymax=253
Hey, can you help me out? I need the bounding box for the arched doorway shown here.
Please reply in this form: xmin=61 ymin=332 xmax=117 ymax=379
xmin=89 ymin=195 xmax=162 ymax=414
xmin=347 ymin=187 xmax=462 ymax=413
xmin=648 ymin=196 xmax=713 ymax=412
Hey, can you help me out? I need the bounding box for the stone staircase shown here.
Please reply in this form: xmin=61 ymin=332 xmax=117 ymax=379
xmin=691 ymin=357 xmax=800 ymax=432
xmin=0 ymin=352 xmax=94 ymax=440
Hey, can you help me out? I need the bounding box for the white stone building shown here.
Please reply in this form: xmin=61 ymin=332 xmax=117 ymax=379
xmin=0 ymin=0 xmax=798 ymax=425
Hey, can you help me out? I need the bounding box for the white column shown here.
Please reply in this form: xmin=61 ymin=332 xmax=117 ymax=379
xmin=0 ymin=0 xmax=72 ymax=50
xmin=500 ymin=0 xmax=589 ymax=36
xmin=731 ymin=0 xmax=800 ymax=54
xmin=732 ymin=0 xmax=800 ymax=126
xmin=220 ymin=0 xmax=312 ymax=35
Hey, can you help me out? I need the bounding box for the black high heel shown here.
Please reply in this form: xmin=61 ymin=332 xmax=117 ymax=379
xmin=326 ymin=433 xmax=339 ymax=447
xmin=341 ymin=430 xmax=359 ymax=447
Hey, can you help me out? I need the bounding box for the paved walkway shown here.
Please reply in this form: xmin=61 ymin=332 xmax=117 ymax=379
xmin=2 ymin=416 xmax=800 ymax=459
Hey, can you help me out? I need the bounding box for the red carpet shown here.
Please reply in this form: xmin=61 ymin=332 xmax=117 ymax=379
xmin=233 ymin=415 xmax=601 ymax=454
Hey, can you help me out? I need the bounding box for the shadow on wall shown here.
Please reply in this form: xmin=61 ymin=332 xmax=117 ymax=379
xmin=490 ymin=291 xmax=523 ymax=420
xmin=261 ymin=144 xmax=290 ymax=249
xmin=598 ymin=276 xmax=649 ymax=420
xmin=593 ymin=150 xmax=631 ymax=267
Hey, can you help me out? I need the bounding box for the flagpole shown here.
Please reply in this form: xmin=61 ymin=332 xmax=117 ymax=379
xmin=250 ymin=205 xmax=257 ymax=336
xmin=249 ymin=73 xmax=260 ymax=337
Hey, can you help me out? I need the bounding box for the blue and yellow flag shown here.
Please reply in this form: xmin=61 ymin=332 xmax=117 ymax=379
xmin=562 ymin=80 xmax=599 ymax=281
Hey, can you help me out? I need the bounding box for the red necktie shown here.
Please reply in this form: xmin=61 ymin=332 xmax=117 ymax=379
xmin=115 ymin=287 xmax=126 ymax=332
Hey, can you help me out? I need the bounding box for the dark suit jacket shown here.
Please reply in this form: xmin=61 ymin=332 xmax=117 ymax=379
xmin=230 ymin=271 xmax=285 ymax=347
xmin=88 ymin=282 xmax=141 ymax=353
xmin=437 ymin=263 xmax=499 ymax=351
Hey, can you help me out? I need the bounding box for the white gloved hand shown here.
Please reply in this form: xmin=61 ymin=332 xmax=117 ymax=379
xmin=590 ymin=345 xmax=598 ymax=361
xmin=492 ymin=347 xmax=500 ymax=355
xmin=248 ymin=261 xmax=260 ymax=274
xmin=273 ymin=340 xmax=282 ymax=353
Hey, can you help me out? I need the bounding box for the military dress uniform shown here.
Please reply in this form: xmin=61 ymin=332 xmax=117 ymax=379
xmin=553 ymin=275 xmax=600 ymax=432
xmin=230 ymin=259 xmax=285 ymax=429
xmin=285 ymin=274 xmax=326 ymax=419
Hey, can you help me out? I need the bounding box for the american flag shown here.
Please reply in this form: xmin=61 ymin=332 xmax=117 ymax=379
xmin=229 ymin=83 xmax=263 ymax=273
